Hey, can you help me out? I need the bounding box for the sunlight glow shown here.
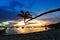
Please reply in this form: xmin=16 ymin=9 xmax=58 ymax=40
xmin=13 ymin=19 xmax=50 ymax=34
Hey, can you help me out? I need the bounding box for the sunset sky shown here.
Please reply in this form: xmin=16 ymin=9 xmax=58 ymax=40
xmin=0 ymin=0 xmax=60 ymax=22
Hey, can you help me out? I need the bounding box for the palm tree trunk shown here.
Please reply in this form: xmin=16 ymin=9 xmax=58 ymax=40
xmin=24 ymin=18 xmax=25 ymax=23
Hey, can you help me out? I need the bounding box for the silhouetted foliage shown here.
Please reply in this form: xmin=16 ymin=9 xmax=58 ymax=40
xmin=0 ymin=27 xmax=7 ymax=35
xmin=47 ymin=22 xmax=60 ymax=30
xmin=17 ymin=11 xmax=32 ymax=18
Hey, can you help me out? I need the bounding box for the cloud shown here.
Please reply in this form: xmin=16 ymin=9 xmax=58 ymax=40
xmin=0 ymin=8 xmax=20 ymax=22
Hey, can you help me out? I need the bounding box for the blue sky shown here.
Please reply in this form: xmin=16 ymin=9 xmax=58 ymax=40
xmin=0 ymin=0 xmax=60 ymax=22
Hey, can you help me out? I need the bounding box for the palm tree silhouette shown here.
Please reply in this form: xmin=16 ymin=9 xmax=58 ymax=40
xmin=25 ymin=8 xmax=60 ymax=30
xmin=26 ymin=8 xmax=60 ymax=23
xmin=17 ymin=11 xmax=32 ymax=23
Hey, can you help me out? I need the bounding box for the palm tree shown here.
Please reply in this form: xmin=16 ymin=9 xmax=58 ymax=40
xmin=17 ymin=11 xmax=32 ymax=23
xmin=25 ymin=8 xmax=60 ymax=30
xmin=26 ymin=8 xmax=60 ymax=23
xmin=17 ymin=11 xmax=32 ymax=32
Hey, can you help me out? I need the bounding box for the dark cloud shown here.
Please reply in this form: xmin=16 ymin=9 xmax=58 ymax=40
xmin=0 ymin=0 xmax=60 ymax=23
xmin=0 ymin=8 xmax=20 ymax=22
